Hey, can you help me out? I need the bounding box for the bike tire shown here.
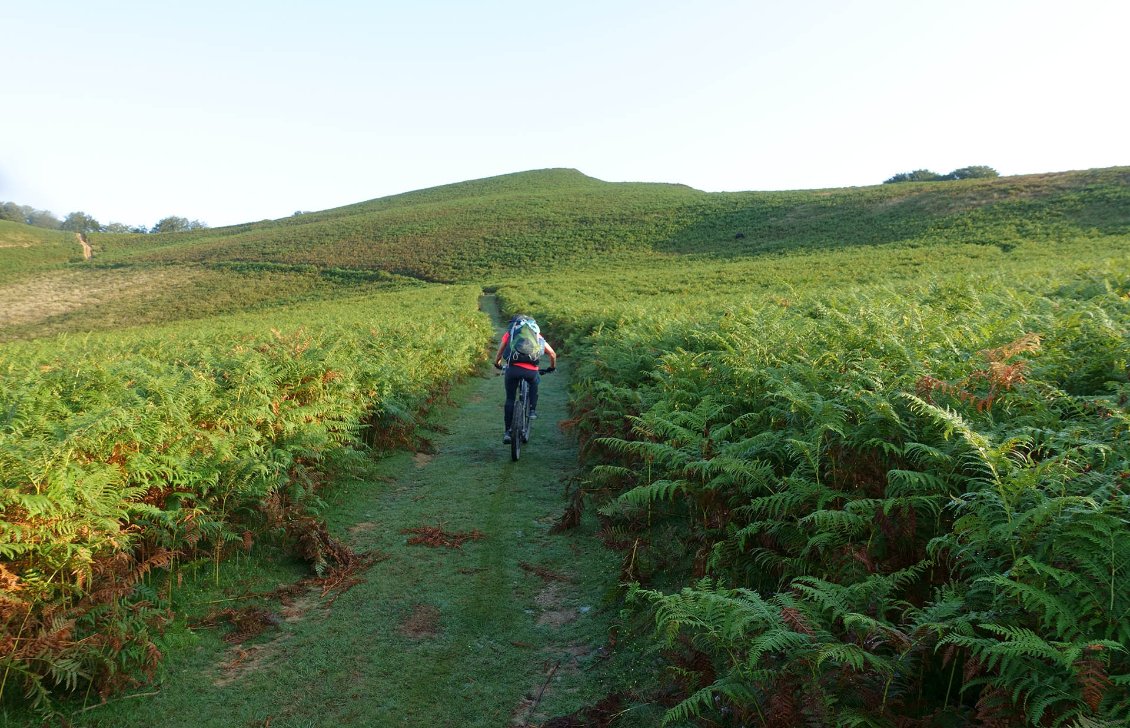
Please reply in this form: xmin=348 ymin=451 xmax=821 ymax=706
xmin=511 ymin=380 xmax=527 ymax=461
xmin=521 ymin=384 xmax=532 ymax=443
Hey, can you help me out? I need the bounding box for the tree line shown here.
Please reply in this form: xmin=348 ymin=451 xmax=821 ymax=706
xmin=0 ymin=201 xmax=207 ymax=234
xmin=884 ymin=165 xmax=999 ymax=184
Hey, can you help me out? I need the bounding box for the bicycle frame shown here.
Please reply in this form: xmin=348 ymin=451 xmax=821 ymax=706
xmin=511 ymin=378 xmax=531 ymax=461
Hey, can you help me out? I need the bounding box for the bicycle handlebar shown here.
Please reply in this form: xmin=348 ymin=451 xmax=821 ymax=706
xmin=494 ymin=363 xmax=555 ymax=374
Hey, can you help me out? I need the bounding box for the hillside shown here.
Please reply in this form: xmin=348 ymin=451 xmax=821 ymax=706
xmin=86 ymin=166 xmax=1130 ymax=282
xmin=2 ymin=166 xmax=1127 ymax=343
xmin=0 ymin=221 xmax=81 ymax=284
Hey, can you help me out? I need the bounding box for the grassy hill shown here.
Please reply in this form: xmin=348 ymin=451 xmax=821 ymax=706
xmin=89 ymin=168 xmax=702 ymax=281
xmin=84 ymin=166 xmax=1130 ymax=282
xmin=2 ymin=166 xmax=1127 ymax=343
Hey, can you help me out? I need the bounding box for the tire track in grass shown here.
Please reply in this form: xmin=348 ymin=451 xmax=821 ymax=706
xmin=77 ymin=297 xmax=624 ymax=728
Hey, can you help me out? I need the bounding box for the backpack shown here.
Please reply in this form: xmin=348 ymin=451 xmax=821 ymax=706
xmin=506 ymin=316 xmax=544 ymax=365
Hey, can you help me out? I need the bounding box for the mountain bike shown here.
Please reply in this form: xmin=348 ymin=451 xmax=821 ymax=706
xmin=497 ymin=366 xmax=554 ymax=461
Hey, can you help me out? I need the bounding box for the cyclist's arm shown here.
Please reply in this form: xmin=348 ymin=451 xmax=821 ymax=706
xmin=494 ymin=331 xmax=510 ymax=367
xmin=544 ymin=341 xmax=557 ymax=368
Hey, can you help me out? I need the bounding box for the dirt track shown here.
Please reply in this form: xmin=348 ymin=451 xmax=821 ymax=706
xmin=77 ymin=232 xmax=93 ymax=260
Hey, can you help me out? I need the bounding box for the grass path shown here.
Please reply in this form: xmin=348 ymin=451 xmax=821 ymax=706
xmin=75 ymin=298 xmax=624 ymax=728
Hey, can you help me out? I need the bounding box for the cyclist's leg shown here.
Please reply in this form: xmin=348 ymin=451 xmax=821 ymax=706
xmin=503 ymin=367 xmax=520 ymax=431
xmin=528 ymin=369 xmax=541 ymax=414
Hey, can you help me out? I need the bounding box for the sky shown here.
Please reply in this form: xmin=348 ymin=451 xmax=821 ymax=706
xmin=3 ymin=0 xmax=1128 ymax=228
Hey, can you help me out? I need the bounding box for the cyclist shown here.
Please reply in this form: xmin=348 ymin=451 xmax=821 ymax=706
xmin=494 ymin=314 xmax=557 ymax=444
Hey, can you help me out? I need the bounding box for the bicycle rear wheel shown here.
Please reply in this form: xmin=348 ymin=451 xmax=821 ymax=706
xmin=511 ymin=380 xmax=528 ymax=461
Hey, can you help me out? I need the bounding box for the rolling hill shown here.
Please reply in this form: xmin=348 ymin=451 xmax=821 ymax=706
xmin=82 ymin=165 xmax=1130 ymax=281
xmin=3 ymin=166 xmax=1126 ymax=343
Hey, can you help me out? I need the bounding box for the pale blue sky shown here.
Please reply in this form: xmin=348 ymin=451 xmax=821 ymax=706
xmin=3 ymin=0 xmax=1127 ymax=227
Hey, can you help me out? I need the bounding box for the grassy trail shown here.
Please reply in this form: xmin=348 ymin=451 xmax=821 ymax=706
xmin=76 ymin=299 xmax=623 ymax=728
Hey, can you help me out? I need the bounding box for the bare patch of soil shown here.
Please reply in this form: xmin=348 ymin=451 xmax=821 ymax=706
xmin=534 ymin=582 xmax=567 ymax=610
xmin=537 ymin=610 xmax=578 ymax=628
xmin=520 ymin=561 xmax=573 ymax=583
xmin=513 ymin=647 xmax=605 ymax=727
xmin=399 ymin=603 xmax=442 ymax=639
xmin=280 ymin=589 xmax=325 ymax=624
xmin=556 ymin=644 xmax=594 ymax=662
xmin=347 ymin=521 xmax=378 ymax=537
xmin=510 ymin=660 xmax=562 ymax=726
xmin=207 ymin=585 xmax=333 ymax=687
xmin=413 ymin=452 xmax=434 ymax=468
xmin=203 ymin=539 xmax=381 ymax=686
xmin=213 ymin=637 xmax=292 ymax=688
xmin=535 ymin=583 xmax=578 ymax=628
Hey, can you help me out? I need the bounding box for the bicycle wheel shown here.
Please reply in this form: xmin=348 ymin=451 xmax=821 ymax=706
xmin=511 ymin=380 xmax=528 ymax=461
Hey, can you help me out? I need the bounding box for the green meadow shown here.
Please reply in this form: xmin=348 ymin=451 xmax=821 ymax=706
xmin=2 ymin=167 xmax=1127 ymax=726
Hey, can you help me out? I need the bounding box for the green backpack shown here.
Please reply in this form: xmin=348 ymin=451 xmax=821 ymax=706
xmin=507 ymin=316 xmax=544 ymax=365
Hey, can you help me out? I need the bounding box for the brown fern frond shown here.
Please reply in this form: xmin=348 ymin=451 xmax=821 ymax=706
xmin=91 ymin=550 xmax=134 ymax=579
xmin=551 ymin=481 xmax=585 ymax=533
xmin=15 ymin=618 xmax=75 ymax=659
xmin=918 ymin=334 xmax=1039 ymax=414
xmin=143 ymin=641 xmax=162 ymax=672
xmin=88 ymin=580 xmax=137 ymax=605
xmin=262 ymin=492 xmax=285 ymax=527
xmin=780 ymin=606 xmax=814 ymax=635
xmin=973 ymin=686 xmax=1023 ymax=728
xmin=979 ymin=333 xmax=1042 ymax=363
xmin=132 ymin=549 xmax=177 ymax=581
xmin=0 ymin=563 xmax=21 ymax=593
xmin=986 ymin=361 xmax=1028 ymax=389
xmin=915 ymin=375 xmax=949 ymax=404
xmin=845 ymin=544 xmax=877 ymax=573
xmin=963 ymin=656 xmax=984 ymax=684
xmin=767 ymin=679 xmax=801 ymax=724
xmin=85 ymin=550 xmax=176 ymax=604
xmin=400 ymin=524 xmax=485 ymax=549
xmin=195 ymin=606 xmax=281 ymax=644
xmin=1076 ymin=654 xmax=1111 ymax=713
